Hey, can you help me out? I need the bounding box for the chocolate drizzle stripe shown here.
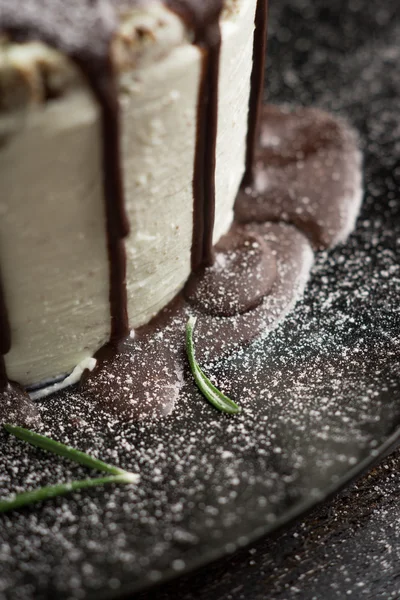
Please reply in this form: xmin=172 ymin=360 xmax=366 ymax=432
xmin=165 ymin=1 xmax=225 ymax=273
xmin=200 ymin=25 xmax=221 ymax=269
xmin=83 ymin=59 xmax=130 ymax=342
xmin=191 ymin=23 xmax=221 ymax=271
xmin=242 ymin=0 xmax=268 ymax=187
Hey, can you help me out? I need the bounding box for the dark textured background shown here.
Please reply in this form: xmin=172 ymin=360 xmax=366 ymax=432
xmin=134 ymin=453 xmax=400 ymax=600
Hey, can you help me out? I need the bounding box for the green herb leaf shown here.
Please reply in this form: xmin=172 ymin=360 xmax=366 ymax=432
xmin=0 ymin=473 xmax=138 ymax=514
xmin=4 ymin=424 xmax=126 ymax=476
xmin=186 ymin=316 xmax=241 ymax=414
xmin=1 ymin=424 xmax=139 ymax=513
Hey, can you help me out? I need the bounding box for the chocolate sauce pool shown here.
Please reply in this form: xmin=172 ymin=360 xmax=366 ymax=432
xmin=236 ymin=105 xmax=363 ymax=248
xmin=0 ymin=1 xmax=363 ymax=423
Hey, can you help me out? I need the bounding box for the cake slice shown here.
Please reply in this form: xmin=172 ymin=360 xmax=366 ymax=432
xmin=0 ymin=1 xmax=363 ymax=426
xmin=0 ymin=0 xmax=267 ymax=390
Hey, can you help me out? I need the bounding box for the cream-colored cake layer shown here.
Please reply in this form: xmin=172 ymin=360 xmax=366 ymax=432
xmin=0 ymin=0 xmax=257 ymax=387
xmin=214 ymin=0 xmax=256 ymax=244
xmin=120 ymin=44 xmax=200 ymax=327
xmin=0 ymin=90 xmax=110 ymax=386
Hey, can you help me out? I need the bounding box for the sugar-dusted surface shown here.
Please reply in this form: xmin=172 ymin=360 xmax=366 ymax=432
xmin=235 ymin=105 xmax=363 ymax=249
xmin=135 ymin=452 xmax=400 ymax=600
xmin=2 ymin=188 xmax=399 ymax=600
xmin=0 ymin=0 xmax=399 ymax=599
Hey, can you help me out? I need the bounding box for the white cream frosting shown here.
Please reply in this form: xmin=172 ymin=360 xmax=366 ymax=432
xmin=0 ymin=0 xmax=257 ymax=388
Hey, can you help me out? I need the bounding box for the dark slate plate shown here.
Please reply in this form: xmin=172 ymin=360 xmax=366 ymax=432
xmin=0 ymin=0 xmax=399 ymax=598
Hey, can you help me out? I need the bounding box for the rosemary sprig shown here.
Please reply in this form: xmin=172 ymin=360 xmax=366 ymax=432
xmin=0 ymin=473 xmax=137 ymax=514
xmin=1 ymin=425 xmax=139 ymax=514
xmin=4 ymin=424 xmax=126 ymax=475
xmin=186 ymin=316 xmax=241 ymax=414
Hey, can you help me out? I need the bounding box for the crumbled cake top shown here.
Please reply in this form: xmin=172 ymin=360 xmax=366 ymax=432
xmin=0 ymin=0 xmax=231 ymax=112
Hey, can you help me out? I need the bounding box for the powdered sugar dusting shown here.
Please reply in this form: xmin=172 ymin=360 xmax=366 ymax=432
xmin=235 ymin=106 xmax=364 ymax=249
xmin=0 ymin=0 xmax=399 ymax=598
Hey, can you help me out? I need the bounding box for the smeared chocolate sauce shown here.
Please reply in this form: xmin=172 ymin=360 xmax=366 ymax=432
xmin=81 ymin=325 xmax=185 ymax=421
xmin=236 ymin=105 xmax=363 ymax=248
xmin=185 ymin=227 xmax=277 ymax=317
xmin=0 ymin=381 xmax=41 ymax=427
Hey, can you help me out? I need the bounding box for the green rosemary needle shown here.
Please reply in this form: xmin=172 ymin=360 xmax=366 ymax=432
xmin=186 ymin=316 xmax=241 ymax=414
xmin=0 ymin=473 xmax=138 ymax=514
xmin=1 ymin=424 xmax=139 ymax=513
xmin=4 ymin=424 xmax=127 ymax=475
